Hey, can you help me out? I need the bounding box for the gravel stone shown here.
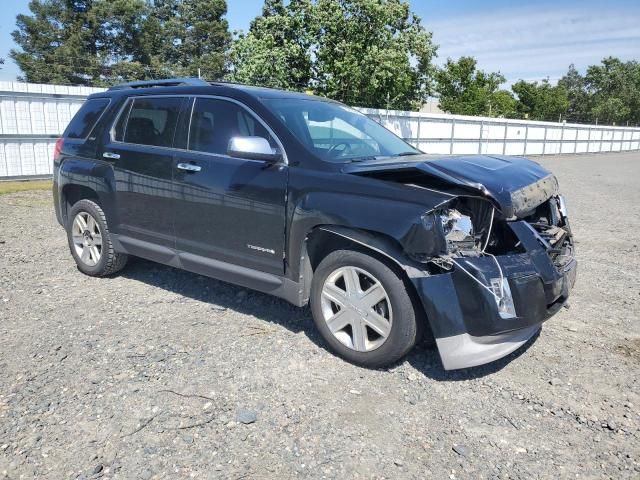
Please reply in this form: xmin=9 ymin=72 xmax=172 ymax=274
xmin=452 ymin=444 xmax=470 ymax=457
xmin=0 ymin=153 xmax=638 ymax=479
xmin=236 ymin=409 xmax=257 ymax=424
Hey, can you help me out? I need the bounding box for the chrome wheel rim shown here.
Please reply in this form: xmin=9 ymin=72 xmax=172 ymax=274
xmin=71 ymin=212 xmax=102 ymax=267
xmin=320 ymin=266 xmax=393 ymax=352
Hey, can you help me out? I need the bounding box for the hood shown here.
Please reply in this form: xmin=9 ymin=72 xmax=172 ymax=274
xmin=343 ymin=154 xmax=559 ymax=218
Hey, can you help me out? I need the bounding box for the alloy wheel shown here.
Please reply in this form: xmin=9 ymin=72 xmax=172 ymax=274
xmin=71 ymin=212 xmax=102 ymax=267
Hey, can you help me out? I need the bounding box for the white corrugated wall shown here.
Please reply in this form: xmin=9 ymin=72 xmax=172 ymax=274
xmin=0 ymin=82 xmax=105 ymax=178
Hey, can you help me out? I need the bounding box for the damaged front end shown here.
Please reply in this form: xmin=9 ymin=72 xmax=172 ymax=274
xmin=408 ymin=194 xmax=576 ymax=370
xmin=346 ymin=155 xmax=577 ymax=370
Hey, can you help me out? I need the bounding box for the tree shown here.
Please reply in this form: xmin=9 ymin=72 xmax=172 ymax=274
xmin=584 ymin=57 xmax=640 ymax=125
xmin=558 ymin=64 xmax=591 ymax=123
xmin=145 ymin=0 xmax=231 ymax=80
xmin=228 ymin=0 xmax=437 ymax=109
xmin=434 ymin=56 xmax=516 ymax=117
xmin=311 ymin=0 xmax=436 ymax=109
xmin=511 ymin=79 xmax=569 ymax=122
xmin=227 ymin=0 xmax=313 ymax=90
xmin=10 ymin=0 xmax=231 ymax=86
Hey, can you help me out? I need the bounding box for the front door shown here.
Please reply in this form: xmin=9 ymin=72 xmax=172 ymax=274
xmin=172 ymin=97 xmax=288 ymax=276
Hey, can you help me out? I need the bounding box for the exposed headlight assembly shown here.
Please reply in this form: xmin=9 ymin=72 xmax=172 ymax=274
xmin=439 ymin=209 xmax=476 ymax=252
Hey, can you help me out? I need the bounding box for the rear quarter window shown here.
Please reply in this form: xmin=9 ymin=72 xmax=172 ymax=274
xmin=64 ymin=98 xmax=111 ymax=139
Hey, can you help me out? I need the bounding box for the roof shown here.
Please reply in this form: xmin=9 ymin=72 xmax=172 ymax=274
xmin=103 ymin=77 xmax=335 ymax=103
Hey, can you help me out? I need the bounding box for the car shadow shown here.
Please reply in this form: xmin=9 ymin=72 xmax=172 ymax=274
xmin=118 ymin=258 xmax=541 ymax=382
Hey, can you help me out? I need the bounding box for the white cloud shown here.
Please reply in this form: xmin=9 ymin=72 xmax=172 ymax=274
xmin=428 ymin=4 xmax=640 ymax=84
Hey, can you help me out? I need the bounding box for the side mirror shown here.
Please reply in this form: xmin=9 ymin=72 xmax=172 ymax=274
xmin=227 ymin=136 xmax=282 ymax=163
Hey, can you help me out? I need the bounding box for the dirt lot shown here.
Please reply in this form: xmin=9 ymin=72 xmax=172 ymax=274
xmin=0 ymin=152 xmax=639 ymax=479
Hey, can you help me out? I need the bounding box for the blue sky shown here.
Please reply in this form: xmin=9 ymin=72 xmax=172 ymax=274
xmin=1 ymin=0 xmax=639 ymax=85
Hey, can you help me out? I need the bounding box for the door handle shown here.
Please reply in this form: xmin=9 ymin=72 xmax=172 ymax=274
xmin=103 ymin=152 xmax=120 ymax=160
xmin=177 ymin=162 xmax=202 ymax=172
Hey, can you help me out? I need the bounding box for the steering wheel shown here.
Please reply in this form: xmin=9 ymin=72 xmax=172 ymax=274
xmin=327 ymin=141 xmax=353 ymax=158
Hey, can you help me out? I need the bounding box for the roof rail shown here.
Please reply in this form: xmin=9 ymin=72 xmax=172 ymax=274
xmin=108 ymin=78 xmax=209 ymax=91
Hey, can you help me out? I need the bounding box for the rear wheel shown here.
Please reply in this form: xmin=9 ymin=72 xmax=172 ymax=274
xmin=66 ymin=199 xmax=128 ymax=276
xmin=310 ymin=249 xmax=419 ymax=368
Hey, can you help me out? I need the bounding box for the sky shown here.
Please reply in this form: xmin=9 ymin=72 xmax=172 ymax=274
xmin=0 ymin=0 xmax=638 ymax=85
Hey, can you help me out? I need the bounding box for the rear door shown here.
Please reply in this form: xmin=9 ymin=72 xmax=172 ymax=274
xmin=172 ymin=96 xmax=288 ymax=276
xmin=101 ymin=95 xmax=185 ymax=261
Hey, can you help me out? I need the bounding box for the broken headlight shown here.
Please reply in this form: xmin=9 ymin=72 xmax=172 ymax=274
xmin=439 ymin=209 xmax=476 ymax=252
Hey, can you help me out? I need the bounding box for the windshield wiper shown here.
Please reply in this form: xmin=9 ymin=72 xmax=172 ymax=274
xmin=394 ymin=151 xmax=421 ymax=157
xmin=344 ymin=156 xmax=382 ymax=163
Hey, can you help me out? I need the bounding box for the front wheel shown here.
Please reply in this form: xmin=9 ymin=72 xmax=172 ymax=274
xmin=310 ymin=249 xmax=419 ymax=368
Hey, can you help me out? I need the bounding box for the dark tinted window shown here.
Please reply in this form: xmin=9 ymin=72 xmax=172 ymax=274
xmin=65 ymin=98 xmax=110 ymax=139
xmin=188 ymin=98 xmax=276 ymax=155
xmin=123 ymin=97 xmax=182 ymax=147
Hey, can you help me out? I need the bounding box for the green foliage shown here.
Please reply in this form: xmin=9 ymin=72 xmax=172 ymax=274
xmin=145 ymin=0 xmax=231 ymax=79
xmin=227 ymin=0 xmax=313 ymax=90
xmin=584 ymin=57 xmax=640 ymax=125
xmin=511 ymin=79 xmax=569 ymax=122
xmin=558 ymin=59 xmax=640 ymax=125
xmin=434 ymin=56 xmax=515 ymax=117
xmin=228 ymin=0 xmax=437 ymax=110
xmin=436 ymin=56 xmax=639 ymax=125
xmin=558 ymin=64 xmax=591 ymax=123
xmin=10 ymin=0 xmax=231 ymax=86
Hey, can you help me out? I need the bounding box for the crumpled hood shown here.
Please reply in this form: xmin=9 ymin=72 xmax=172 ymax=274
xmin=343 ymin=154 xmax=559 ymax=218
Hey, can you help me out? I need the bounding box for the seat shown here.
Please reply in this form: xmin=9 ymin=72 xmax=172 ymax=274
xmin=126 ymin=117 xmax=158 ymax=145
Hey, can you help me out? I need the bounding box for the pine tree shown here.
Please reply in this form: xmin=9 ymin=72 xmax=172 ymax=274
xmin=10 ymin=0 xmax=231 ymax=86
xmin=146 ymin=0 xmax=231 ymax=80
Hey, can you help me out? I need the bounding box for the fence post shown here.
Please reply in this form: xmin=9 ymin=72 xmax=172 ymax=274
xmin=559 ymin=122 xmax=565 ymax=154
xmin=584 ymin=127 xmax=590 ymax=154
xmin=416 ymin=113 xmax=421 ymax=151
xmin=523 ymin=124 xmax=529 ymax=155
xmin=542 ymin=126 xmax=547 ymax=155
xmin=502 ymin=120 xmax=508 ymax=155
xmin=450 ymin=119 xmax=456 ymax=154
xmin=478 ymin=120 xmax=484 ymax=154
xmin=599 ymin=129 xmax=604 ymax=152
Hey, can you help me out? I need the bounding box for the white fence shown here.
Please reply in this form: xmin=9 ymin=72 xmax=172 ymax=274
xmin=0 ymin=82 xmax=639 ymax=178
xmin=361 ymin=108 xmax=640 ymax=156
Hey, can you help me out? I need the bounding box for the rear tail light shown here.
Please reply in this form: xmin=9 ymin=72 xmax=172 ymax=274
xmin=53 ymin=137 xmax=64 ymax=162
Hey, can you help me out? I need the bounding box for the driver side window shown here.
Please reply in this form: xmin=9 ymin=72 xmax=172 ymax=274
xmin=188 ymin=98 xmax=276 ymax=156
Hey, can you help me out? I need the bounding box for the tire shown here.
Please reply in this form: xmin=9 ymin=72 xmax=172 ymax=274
xmin=66 ymin=199 xmax=128 ymax=277
xmin=310 ymin=249 xmax=419 ymax=368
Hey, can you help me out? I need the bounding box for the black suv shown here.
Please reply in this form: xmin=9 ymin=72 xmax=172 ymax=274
xmin=53 ymin=78 xmax=577 ymax=370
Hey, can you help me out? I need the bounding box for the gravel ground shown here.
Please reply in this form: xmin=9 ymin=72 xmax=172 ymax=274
xmin=1 ymin=152 xmax=639 ymax=479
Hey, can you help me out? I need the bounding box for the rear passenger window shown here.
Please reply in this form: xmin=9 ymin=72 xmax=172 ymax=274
xmin=122 ymin=97 xmax=182 ymax=147
xmin=188 ymin=98 xmax=276 ymax=155
xmin=65 ymin=98 xmax=110 ymax=139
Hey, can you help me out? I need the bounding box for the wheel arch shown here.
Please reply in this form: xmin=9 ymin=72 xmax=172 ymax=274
xmin=61 ymin=184 xmax=100 ymax=226
xmin=301 ymin=225 xmax=434 ymax=346
xmin=296 ymin=225 xmax=429 ymax=311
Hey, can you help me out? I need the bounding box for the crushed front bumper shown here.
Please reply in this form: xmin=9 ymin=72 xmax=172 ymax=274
xmin=411 ymin=220 xmax=577 ymax=370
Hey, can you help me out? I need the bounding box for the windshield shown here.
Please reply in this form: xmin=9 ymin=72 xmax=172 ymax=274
xmin=261 ymin=98 xmax=420 ymax=162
